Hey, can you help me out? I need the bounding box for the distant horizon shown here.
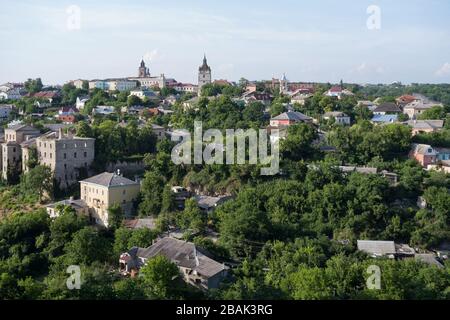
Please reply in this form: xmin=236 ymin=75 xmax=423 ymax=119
xmin=1 ymin=0 xmax=450 ymax=85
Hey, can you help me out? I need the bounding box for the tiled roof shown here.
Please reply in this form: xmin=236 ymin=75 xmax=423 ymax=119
xmin=81 ymin=172 xmax=139 ymax=187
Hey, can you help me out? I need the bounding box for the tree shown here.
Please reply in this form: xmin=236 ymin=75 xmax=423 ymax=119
xmin=64 ymin=227 xmax=112 ymax=265
xmin=281 ymin=123 xmax=318 ymax=161
xmin=127 ymin=95 xmax=143 ymax=107
xmin=161 ymin=185 xmax=176 ymax=213
xmin=139 ymin=171 xmax=165 ymax=216
xmin=108 ymin=204 xmax=124 ymax=230
xmin=24 ymin=78 xmax=43 ymax=94
xmin=21 ymin=165 xmax=54 ymax=203
xmin=417 ymin=106 xmax=448 ymax=120
xmin=176 ymin=198 xmax=206 ymax=233
xmin=76 ymin=121 xmax=93 ymax=137
xmin=140 ymin=255 xmax=182 ymax=299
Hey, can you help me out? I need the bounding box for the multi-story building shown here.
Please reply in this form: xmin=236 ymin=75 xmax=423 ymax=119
xmin=80 ymin=171 xmax=140 ymax=227
xmin=1 ymin=124 xmax=41 ymax=180
xmin=36 ymin=129 xmax=95 ymax=189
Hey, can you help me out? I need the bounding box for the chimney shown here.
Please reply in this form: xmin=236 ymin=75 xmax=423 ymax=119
xmin=58 ymin=128 xmax=64 ymax=139
xmin=116 ymin=169 xmax=121 ymax=176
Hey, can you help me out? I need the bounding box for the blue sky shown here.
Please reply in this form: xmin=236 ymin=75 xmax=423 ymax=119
xmin=1 ymin=0 xmax=449 ymax=85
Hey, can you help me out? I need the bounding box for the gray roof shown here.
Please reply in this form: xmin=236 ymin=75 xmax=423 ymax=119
xmin=339 ymin=166 xmax=378 ymax=174
xmin=324 ymin=111 xmax=348 ymax=118
xmin=405 ymin=120 xmax=444 ymax=130
xmin=194 ymin=195 xmax=232 ymax=210
xmin=81 ymin=172 xmax=139 ymax=187
xmin=272 ymin=111 xmax=312 ymax=122
xmin=373 ymin=103 xmax=401 ymax=113
xmin=124 ymin=218 xmax=157 ymax=230
xmin=357 ymin=240 xmax=396 ymax=256
xmin=46 ymin=199 xmax=88 ymax=210
xmin=131 ymin=237 xmax=227 ymax=278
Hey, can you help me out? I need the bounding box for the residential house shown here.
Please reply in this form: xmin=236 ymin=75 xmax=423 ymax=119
xmin=357 ymin=240 xmax=415 ymax=259
xmin=241 ymin=91 xmax=273 ymax=106
xmin=80 ymin=171 xmax=140 ymax=227
xmin=46 ymin=197 xmax=89 ymax=219
xmin=0 ymin=104 xmax=14 ymax=119
xmin=404 ymin=120 xmax=444 ymax=135
xmin=57 ymin=106 xmax=79 ymax=124
xmin=129 ymin=88 xmax=159 ymax=101
xmin=410 ymin=144 xmax=437 ymax=167
xmin=325 ymin=86 xmax=354 ymax=99
xmin=357 ymin=100 xmax=377 ymax=111
xmin=270 ymin=111 xmax=313 ymax=127
xmin=123 ymin=217 xmax=157 ymax=231
xmin=0 ymin=89 xmax=23 ymax=101
xmin=396 ymin=95 xmax=418 ymax=107
xmin=151 ymin=124 xmax=165 ymax=141
xmin=76 ymin=96 xmax=89 ymax=110
xmin=93 ymin=106 xmax=115 ymax=116
xmin=173 ymin=83 xmax=198 ymax=94
xmin=372 ymin=103 xmax=402 ymax=115
xmin=30 ymin=91 xmax=59 ymax=104
xmin=194 ymin=195 xmax=233 ymax=214
xmin=290 ymin=89 xmax=312 ymax=106
xmin=403 ymin=96 xmax=443 ymax=120
xmin=119 ymin=237 xmax=228 ymax=290
xmin=371 ymin=114 xmax=399 ymax=124
xmin=36 ymin=129 xmax=95 ymax=189
xmin=323 ymin=111 xmax=351 ymax=125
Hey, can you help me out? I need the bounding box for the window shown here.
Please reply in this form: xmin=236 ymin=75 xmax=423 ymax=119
xmin=64 ymin=164 xmax=67 ymax=170
xmin=84 ymin=152 xmax=87 ymax=158
xmin=64 ymin=153 xmax=67 ymax=159
xmin=74 ymin=152 xmax=77 ymax=158
xmin=123 ymin=190 xmax=126 ymax=195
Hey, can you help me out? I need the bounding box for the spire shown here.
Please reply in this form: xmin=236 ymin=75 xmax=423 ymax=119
xmin=203 ymin=53 xmax=207 ymax=64
xmin=140 ymin=59 xmax=145 ymax=67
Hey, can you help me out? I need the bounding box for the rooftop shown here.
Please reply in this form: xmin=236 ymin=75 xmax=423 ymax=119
xmin=81 ymin=172 xmax=139 ymax=188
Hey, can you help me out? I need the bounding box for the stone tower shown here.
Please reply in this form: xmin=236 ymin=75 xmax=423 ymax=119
xmin=138 ymin=59 xmax=150 ymax=78
xmin=280 ymin=73 xmax=288 ymax=94
xmin=198 ymin=54 xmax=212 ymax=90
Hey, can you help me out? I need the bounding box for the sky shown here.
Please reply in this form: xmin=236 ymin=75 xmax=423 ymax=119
xmin=0 ymin=0 xmax=450 ymax=85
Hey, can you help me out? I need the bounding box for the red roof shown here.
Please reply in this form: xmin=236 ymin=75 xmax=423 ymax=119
xmin=329 ymin=86 xmax=343 ymax=93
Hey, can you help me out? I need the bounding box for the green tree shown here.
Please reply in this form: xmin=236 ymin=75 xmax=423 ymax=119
xmin=140 ymin=255 xmax=182 ymax=299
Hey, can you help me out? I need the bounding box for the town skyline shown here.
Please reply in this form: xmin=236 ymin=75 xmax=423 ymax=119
xmin=1 ymin=0 xmax=450 ymax=85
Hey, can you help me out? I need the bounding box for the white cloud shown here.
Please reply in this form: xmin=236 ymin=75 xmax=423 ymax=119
xmin=351 ymin=62 xmax=385 ymax=74
xmin=144 ymin=49 xmax=159 ymax=62
xmin=435 ymin=63 xmax=450 ymax=77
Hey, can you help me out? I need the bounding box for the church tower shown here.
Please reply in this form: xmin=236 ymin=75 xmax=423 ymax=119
xmin=198 ymin=54 xmax=212 ymax=90
xmin=138 ymin=59 xmax=150 ymax=78
xmin=280 ymin=73 xmax=288 ymax=94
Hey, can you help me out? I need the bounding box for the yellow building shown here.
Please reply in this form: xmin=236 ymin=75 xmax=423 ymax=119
xmin=80 ymin=171 xmax=140 ymax=227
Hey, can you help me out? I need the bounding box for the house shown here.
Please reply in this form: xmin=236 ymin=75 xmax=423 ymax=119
xmin=372 ymin=103 xmax=402 ymax=115
xmin=323 ymin=111 xmax=351 ymax=125
xmin=36 ymin=129 xmax=95 ymax=189
xmin=93 ymin=106 xmax=115 ymax=115
xmin=172 ymin=186 xmax=191 ymax=209
xmin=371 ymin=114 xmax=398 ymax=124
xmin=119 ymin=237 xmax=229 ymax=290
xmin=123 ymin=217 xmax=157 ymax=231
xmin=241 ymin=91 xmax=273 ymax=106
xmin=357 ymin=240 xmax=415 ymax=259
xmin=194 ymin=195 xmax=232 ymax=214
xmin=357 ymin=100 xmax=377 ymax=111
xmin=415 ymin=254 xmax=444 ymax=269
xmin=46 ymin=197 xmax=89 ymax=219
xmin=325 ymin=86 xmax=343 ymax=98
xmin=270 ymin=111 xmax=313 ymax=127
xmin=396 ymin=95 xmax=417 ymax=107
xmin=403 ymin=100 xmax=444 ymax=120
xmin=80 ymin=171 xmax=141 ymax=227
xmin=57 ymin=106 xmax=79 ymax=124
xmin=129 ymin=88 xmax=159 ymax=100
xmin=173 ymin=83 xmax=198 ymax=94
xmin=436 ymin=148 xmax=450 ymax=161
xmin=182 ymin=97 xmax=200 ymax=110
xmin=339 ymin=166 xmax=378 ymax=175
xmin=163 ymin=94 xmax=180 ymax=106
xmin=151 ymin=124 xmax=165 ymax=141
xmin=76 ymin=96 xmax=89 ymax=110
xmin=0 ymin=104 xmax=14 ymax=119
xmin=410 ymin=144 xmax=437 ymax=167
xmin=0 ymin=89 xmax=23 ymax=101
xmin=290 ymin=89 xmax=312 ymax=105
xmin=30 ymin=91 xmax=59 ymax=103
xmin=404 ymin=120 xmax=444 ymax=135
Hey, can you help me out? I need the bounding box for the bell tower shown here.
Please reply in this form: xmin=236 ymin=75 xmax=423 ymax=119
xmin=198 ymin=54 xmax=212 ymax=90
xmin=138 ymin=59 xmax=150 ymax=78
